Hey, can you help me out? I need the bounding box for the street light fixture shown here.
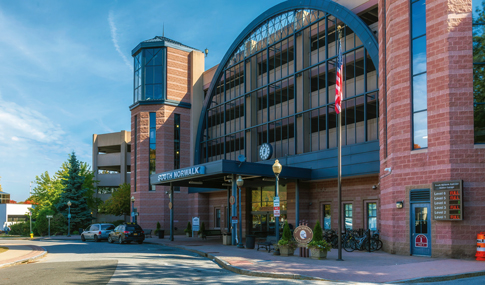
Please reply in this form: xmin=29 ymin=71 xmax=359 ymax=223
xmin=131 ymin=196 xmax=135 ymax=223
xmin=272 ymin=160 xmax=282 ymax=246
xmin=236 ymin=176 xmax=244 ymax=248
xmin=67 ymin=201 xmax=72 ymax=237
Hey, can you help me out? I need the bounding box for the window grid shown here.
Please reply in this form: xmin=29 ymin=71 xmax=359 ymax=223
xmin=149 ymin=112 xmax=156 ymax=191
xmin=344 ymin=203 xmax=353 ymax=230
xmin=411 ymin=0 xmax=428 ymax=149
xmin=201 ymin=11 xmax=379 ymax=163
xmin=367 ymin=202 xmax=377 ymax=230
xmin=174 ymin=114 xmax=181 ymax=169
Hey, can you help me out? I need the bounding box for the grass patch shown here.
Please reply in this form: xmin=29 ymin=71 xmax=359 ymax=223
xmin=0 ymin=246 xmax=9 ymax=254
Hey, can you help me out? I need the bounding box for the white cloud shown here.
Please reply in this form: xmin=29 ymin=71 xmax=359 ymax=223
xmin=109 ymin=10 xmax=132 ymax=71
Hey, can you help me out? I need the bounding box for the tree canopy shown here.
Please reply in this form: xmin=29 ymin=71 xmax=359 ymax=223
xmin=100 ymin=183 xmax=130 ymax=217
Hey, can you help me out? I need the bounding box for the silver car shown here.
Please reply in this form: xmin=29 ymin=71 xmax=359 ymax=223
xmin=81 ymin=223 xmax=115 ymax=242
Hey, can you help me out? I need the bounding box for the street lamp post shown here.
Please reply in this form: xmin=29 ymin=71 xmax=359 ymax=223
xmin=236 ymin=176 xmax=244 ymax=248
xmin=131 ymin=196 xmax=135 ymax=223
xmin=67 ymin=201 xmax=71 ymax=237
xmin=272 ymin=160 xmax=282 ymax=244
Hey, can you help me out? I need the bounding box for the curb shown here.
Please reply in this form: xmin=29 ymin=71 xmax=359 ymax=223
xmin=145 ymin=241 xmax=330 ymax=282
xmin=0 ymin=245 xmax=48 ymax=268
xmin=390 ymin=270 xmax=485 ymax=283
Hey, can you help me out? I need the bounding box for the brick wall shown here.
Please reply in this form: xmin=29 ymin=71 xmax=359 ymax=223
xmin=379 ymin=0 xmax=485 ymax=258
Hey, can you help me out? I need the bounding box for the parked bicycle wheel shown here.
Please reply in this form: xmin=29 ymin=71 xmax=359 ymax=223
xmin=343 ymin=238 xmax=355 ymax=252
xmin=375 ymin=239 xmax=383 ymax=251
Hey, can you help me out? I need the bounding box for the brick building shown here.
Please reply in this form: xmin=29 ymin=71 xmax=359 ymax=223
xmin=129 ymin=0 xmax=485 ymax=258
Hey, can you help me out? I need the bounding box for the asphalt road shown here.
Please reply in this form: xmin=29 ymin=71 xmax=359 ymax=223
xmin=0 ymin=239 xmax=484 ymax=284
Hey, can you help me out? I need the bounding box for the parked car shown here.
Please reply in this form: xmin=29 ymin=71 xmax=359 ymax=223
xmin=108 ymin=223 xmax=145 ymax=244
xmin=81 ymin=223 xmax=115 ymax=242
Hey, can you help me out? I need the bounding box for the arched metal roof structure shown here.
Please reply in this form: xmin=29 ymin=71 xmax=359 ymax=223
xmin=194 ymin=0 xmax=379 ymax=164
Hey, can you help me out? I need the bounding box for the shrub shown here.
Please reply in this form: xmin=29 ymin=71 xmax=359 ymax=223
xmin=73 ymin=231 xmax=79 ymax=235
xmin=10 ymin=222 xmax=30 ymax=236
xmin=278 ymin=221 xmax=298 ymax=249
xmin=35 ymin=208 xmax=56 ymax=236
xmin=308 ymin=221 xmax=331 ymax=252
xmin=155 ymin=221 xmax=161 ymax=235
xmin=112 ymin=220 xmax=126 ymax=227
xmin=184 ymin=222 xmax=191 ymax=233
xmin=200 ymin=222 xmax=206 ymax=235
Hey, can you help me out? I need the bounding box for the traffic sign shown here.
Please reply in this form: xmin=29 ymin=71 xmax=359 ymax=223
xmin=46 ymin=215 xmax=53 ymax=219
xmin=231 ymin=216 xmax=238 ymax=224
xmin=273 ymin=207 xmax=280 ymax=211
xmin=273 ymin=197 xmax=280 ymax=207
xmin=274 ymin=210 xmax=280 ymax=217
xmin=192 ymin=217 xmax=200 ymax=231
xmin=230 ymin=196 xmax=235 ymax=205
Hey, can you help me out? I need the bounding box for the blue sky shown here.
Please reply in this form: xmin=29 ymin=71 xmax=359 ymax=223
xmin=0 ymin=0 xmax=283 ymax=201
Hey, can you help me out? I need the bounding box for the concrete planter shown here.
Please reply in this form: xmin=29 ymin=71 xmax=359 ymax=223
xmin=223 ymin=234 xmax=232 ymax=245
xmin=279 ymin=245 xmax=295 ymax=256
xmin=185 ymin=232 xmax=192 ymax=237
xmin=310 ymin=248 xmax=328 ymax=259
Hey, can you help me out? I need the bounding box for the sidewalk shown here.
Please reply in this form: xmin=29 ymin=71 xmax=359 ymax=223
xmin=0 ymin=242 xmax=46 ymax=268
xmin=145 ymin=235 xmax=485 ymax=283
xmin=38 ymin=235 xmax=485 ymax=283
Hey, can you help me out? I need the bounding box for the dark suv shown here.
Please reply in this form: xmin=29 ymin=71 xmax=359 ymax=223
xmin=108 ymin=223 xmax=145 ymax=244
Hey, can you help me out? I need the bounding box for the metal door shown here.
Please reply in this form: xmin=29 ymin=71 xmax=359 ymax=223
xmin=411 ymin=203 xmax=431 ymax=256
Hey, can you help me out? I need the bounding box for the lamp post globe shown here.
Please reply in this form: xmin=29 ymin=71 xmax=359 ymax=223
xmin=272 ymin=160 xmax=282 ymax=252
xmin=67 ymin=200 xmax=72 ymax=237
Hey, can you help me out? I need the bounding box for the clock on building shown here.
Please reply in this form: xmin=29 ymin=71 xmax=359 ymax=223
xmin=259 ymin=143 xmax=273 ymax=160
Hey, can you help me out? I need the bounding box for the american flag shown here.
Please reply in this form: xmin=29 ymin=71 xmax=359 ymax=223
xmin=335 ymin=33 xmax=343 ymax=114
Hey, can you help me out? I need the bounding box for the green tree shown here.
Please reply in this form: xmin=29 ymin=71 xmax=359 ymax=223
xmin=0 ymin=176 xmax=3 ymax=192
xmin=57 ymin=160 xmax=101 ymax=211
xmin=34 ymin=208 xmax=55 ymax=236
xmin=30 ymin=171 xmax=63 ymax=219
xmin=100 ymin=183 xmax=130 ymax=217
xmin=282 ymin=221 xmax=291 ymax=241
xmin=55 ymin=152 xmax=92 ymax=232
xmin=313 ymin=220 xmax=323 ymax=242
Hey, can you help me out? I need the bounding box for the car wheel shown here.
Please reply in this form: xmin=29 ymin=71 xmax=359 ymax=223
xmin=81 ymin=235 xmax=86 ymax=242
xmin=94 ymin=235 xmax=99 ymax=242
xmin=137 ymin=241 xmax=143 ymax=244
xmin=118 ymin=236 xmax=123 ymax=244
xmin=108 ymin=236 xmax=113 ymax=243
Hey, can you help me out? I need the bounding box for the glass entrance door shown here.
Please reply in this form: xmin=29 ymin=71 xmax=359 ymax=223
xmin=411 ymin=203 xmax=431 ymax=256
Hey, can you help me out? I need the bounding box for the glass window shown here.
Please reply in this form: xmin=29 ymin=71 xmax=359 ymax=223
xmin=199 ymin=9 xmax=379 ymax=162
xmin=413 ymin=111 xmax=428 ymax=149
xmin=414 ymin=207 xmax=428 ymax=234
xmin=411 ymin=0 xmax=426 ymax=38
xmin=473 ymin=0 xmax=485 ymax=143
xmin=215 ymin=209 xmax=221 ymax=228
xmin=134 ymin=115 xmax=137 ymax=192
xmin=412 ymin=0 xmax=428 ymax=149
xmin=344 ymin=204 xmax=352 ymax=230
xmin=367 ymin=203 xmax=377 ymax=230
xmin=323 ymin=204 xmax=331 ymax=230
xmin=133 ymin=48 xmax=166 ymax=104
xmin=101 ymin=225 xmax=115 ymax=230
xmin=174 ymin=114 xmax=181 ymax=169
xmin=149 ymin=113 xmax=156 ymax=191
xmin=90 ymin=225 xmax=99 ymax=231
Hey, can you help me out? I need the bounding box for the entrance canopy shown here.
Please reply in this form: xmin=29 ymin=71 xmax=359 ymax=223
xmin=149 ymin=160 xmax=312 ymax=192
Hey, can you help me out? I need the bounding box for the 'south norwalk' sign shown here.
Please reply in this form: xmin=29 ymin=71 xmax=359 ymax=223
xmin=157 ymin=166 xmax=206 ymax=182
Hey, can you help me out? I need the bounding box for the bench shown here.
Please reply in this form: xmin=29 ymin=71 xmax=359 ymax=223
xmin=145 ymin=229 xmax=152 ymax=238
xmin=202 ymin=230 xmax=222 ymax=239
xmin=257 ymin=236 xmax=277 ymax=252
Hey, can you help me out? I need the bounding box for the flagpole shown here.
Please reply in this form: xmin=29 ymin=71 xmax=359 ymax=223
xmin=337 ymin=25 xmax=343 ymax=262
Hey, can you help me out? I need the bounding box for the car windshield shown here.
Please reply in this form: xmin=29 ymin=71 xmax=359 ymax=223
xmin=126 ymin=225 xmax=142 ymax=231
xmin=101 ymin=225 xmax=115 ymax=230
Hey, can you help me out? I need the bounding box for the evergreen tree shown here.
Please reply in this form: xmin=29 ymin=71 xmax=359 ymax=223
xmin=282 ymin=221 xmax=291 ymax=241
xmin=313 ymin=220 xmax=323 ymax=242
xmin=55 ymin=152 xmax=92 ymax=231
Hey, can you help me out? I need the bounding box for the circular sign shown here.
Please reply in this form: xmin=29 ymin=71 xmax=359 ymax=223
xmin=259 ymin=143 xmax=273 ymax=160
xmin=293 ymin=225 xmax=313 ymax=244
xmin=230 ymin=196 xmax=235 ymax=205
xmin=168 ymin=202 xmax=173 ymax=210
